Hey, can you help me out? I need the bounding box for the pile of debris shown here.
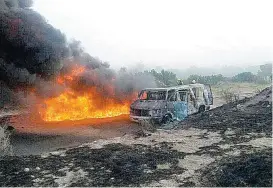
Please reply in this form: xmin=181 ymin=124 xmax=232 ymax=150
xmin=0 ymin=87 xmax=272 ymax=187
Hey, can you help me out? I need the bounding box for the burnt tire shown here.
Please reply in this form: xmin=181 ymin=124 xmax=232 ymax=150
xmin=161 ymin=114 xmax=173 ymax=125
xmin=198 ymin=105 xmax=206 ymax=113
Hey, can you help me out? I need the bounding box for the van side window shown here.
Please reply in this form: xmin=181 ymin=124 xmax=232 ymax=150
xmin=192 ymin=87 xmax=203 ymax=98
xmin=188 ymin=92 xmax=195 ymax=102
xmin=192 ymin=87 xmax=200 ymax=98
xmin=179 ymin=91 xmax=187 ymax=102
xmin=167 ymin=89 xmax=176 ymax=101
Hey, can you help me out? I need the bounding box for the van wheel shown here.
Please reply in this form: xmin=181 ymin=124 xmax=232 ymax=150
xmin=198 ymin=105 xmax=205 ymax=113
xmin=161 ymin=114 xmax=172 ymax=124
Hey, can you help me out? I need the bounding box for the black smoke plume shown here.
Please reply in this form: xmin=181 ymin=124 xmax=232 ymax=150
xmin=0 ymin=0 xmax=67 ymax=84
xmin=0 ymin=0 xmax=156 ymax=108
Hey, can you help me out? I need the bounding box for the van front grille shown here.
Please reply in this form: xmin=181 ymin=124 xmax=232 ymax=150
xmin=130 ymin=108 xmax=150 ymax=117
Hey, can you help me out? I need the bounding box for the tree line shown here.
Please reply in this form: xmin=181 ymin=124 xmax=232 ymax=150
xmin=137 ymin=63 xmax=272 ymax=87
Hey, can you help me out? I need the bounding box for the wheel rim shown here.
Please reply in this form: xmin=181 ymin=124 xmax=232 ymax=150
xmin=163 ymin=115 xmax=172 ymax=124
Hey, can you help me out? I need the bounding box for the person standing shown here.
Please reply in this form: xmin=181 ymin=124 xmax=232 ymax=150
xmin=177 ymin=79 xmax=183 ymax=85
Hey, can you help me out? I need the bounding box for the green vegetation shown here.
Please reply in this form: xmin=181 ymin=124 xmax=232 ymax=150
xmin=258 ymin=63 xmax=272 ymax=82
xmin=186 ymin=74 xmax=225 ymax=85
xmin=143 ymin=69 xmax=178 ymax=87
xmin=232 ymin=63 xmax=272 ymax=84
xmin=139 ymin=63 xmax=272 ymax=88
xmin=232 ymin=72 xmax=256 ymax=83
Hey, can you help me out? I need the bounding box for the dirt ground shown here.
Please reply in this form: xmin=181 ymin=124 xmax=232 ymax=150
xmin=1 ymin=115 xmax=141 ymax=156
xmin=0 ymin=86 xmax=271 ymax=186
xmin=1 ymin=82 xmax=267 ymax=156
xmin=211 ymin=82 xmax=270 ymax=108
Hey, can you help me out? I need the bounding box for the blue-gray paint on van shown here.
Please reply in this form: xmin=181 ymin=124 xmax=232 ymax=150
xmin=173 ymin=101 xmax=188 ymax=120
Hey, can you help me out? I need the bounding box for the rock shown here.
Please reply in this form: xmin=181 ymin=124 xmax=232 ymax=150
xmin=157 ymin=163 xmax=171 ymax=170
xmin=24 ymin=168 xmax=30 ymax=172
xmin=144 ymin=169 xmax=153 ymax=173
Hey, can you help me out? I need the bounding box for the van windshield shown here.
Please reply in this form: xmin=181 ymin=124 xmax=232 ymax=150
xmin=139 ymin=90 xmax=167 ymax=100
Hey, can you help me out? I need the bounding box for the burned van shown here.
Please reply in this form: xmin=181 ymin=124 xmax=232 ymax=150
xmin=130 ymin=83 xmax=213 ymax=124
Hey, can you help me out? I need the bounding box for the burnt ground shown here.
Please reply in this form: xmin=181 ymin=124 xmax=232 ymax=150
xmin=0 ymin=143 xmax=185 ymax=187
xmin=200 ymin=148 xmax=272 ymax=187
xmin=0 ymin=87 xmax=272 ymax=187
xmin=180 ymin=86 xmax=272 ymax=137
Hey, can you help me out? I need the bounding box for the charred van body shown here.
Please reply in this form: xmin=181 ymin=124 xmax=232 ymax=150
xmin=130 ymin=84 xmax=213 ymax=124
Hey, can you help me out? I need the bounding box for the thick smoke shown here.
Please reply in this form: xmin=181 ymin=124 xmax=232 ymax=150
xmin=59 ymin=44 xmax=156 ymax=100
xmin=0 ymin=0 xmax=67 ymax=81
xmin=0 ymin=0 xmax=68 ymax=106
xmin=0 ymin=0 xmax=156 ymax=108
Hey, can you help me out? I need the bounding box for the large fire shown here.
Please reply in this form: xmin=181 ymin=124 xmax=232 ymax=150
xmin=38 ymin=64 xmax=136 ymax=122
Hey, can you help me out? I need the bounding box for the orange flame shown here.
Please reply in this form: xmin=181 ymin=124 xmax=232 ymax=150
xmin=38 ymin=64 xmax=135 ymax=122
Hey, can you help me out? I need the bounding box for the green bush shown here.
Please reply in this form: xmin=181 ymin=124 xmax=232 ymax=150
xmin=187 ymin=74 xmax=225 ymax=85
xmin=232 ymin=72 xmax=257 ymax=83
xmin=145 ymin=69 xmax=178 ymax=87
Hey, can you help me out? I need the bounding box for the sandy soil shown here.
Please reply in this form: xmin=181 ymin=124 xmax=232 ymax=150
xmin=2 ymin=115 xmax=140 ymax=155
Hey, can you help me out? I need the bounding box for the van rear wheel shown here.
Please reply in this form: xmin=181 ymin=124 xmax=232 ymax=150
xmin=161 ymin=114 xmax=173 ymax=124
xmin=198 ymin=105 xmax=205 ymax=113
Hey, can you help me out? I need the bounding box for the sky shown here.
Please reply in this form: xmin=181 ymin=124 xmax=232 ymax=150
xmin=33 ymin=0 xmax=273 ymax=70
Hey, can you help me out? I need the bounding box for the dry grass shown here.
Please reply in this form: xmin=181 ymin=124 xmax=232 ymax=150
xmin=212 ymin=82 xmax=269 ymax=96
xmin=0 ymin=123 xmax=13 ymax=156
xmin=220 ymin=88 xmax=240 ymax=103
xmin=211 ymin=82 xmax=270 ymax=105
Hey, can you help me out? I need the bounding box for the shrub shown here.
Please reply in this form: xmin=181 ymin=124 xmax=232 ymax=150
xmin=220 ymin=88 xmax=240 ymax=103
xmin=187 ymin=74 xmax=225 ymax=85
xmin=232 ymin=72 xmax=256 ymax=83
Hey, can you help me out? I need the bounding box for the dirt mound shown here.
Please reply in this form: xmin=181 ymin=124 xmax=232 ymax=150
xmin=180 ymin=86 xmax=272 ymax=138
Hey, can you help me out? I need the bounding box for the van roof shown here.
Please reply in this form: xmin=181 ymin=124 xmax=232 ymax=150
xmin=143 ymin=83 xmax=205 ymax=91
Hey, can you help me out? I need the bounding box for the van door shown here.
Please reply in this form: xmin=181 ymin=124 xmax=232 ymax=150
xmin=204 ymin=84 xmax=213 ymax=105
xmin=173 ymin=91 xmax=188 ymax=121
xmin=187 ymin=90 xmax=198 ymax=115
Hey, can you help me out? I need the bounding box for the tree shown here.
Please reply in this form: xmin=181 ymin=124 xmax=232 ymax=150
xmin=160 ymin=70 xmax=177 ymax=86
xmin=148 ymin=69 xmax=178 ymax=87
xmin=257 ymin=63 xmax=272 ymax=83
xmin=260 ymin=63 xmax=272 ymax=77
xmin=232 ymin=72 xmax=256 ymax=83
xmin=187 ymin=74 xmax=225 ymax=85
